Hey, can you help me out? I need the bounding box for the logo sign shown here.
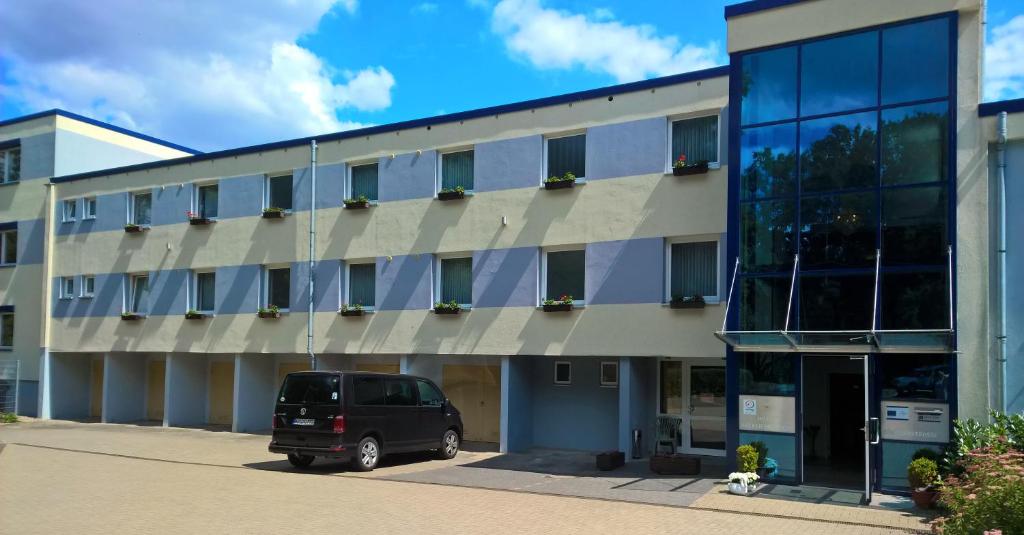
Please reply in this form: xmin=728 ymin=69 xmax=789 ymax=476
xmin=299 ymin=408 xmax=306 ymax=416
xmin=742 ymin=399 xmax=757 ymax=415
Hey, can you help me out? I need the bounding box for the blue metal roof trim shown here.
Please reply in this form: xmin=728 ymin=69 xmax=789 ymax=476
xmin=0 ymin=109 xmax=200 ymax=155
xmin=979 ymin=98 xmax=1024 ymax=117
xmin=725 ymin=0 xmax=811 ymax=19
xmin=51 ymin=65 xmax=730 ymax=184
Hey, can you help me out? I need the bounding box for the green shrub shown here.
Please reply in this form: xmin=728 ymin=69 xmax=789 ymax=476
xmin=944 ymin=411 xmax=1024 ymax=473
xmin=749 ymin=441 xmax=769 ymax=468
xmin=936 ymin=446 xmax=1024 ymax=535
xmin=0 ymin=412 xmax=17 ymax=424
xmin=907 ymin=457 xmax=938 ymax=489
xmin=737 ymin=445 xmax=758 ymax=473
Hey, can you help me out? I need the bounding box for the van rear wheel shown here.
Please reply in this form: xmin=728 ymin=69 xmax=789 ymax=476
xmin=287 ymin=454 xmax=314 ymax=469
xmin=437 ymin=429 xmax=459 ymax=460
xmin=352 ymin=437 xmax=380 ymax=472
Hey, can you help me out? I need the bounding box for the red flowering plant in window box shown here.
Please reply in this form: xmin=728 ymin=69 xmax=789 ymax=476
xmin=186 ymin=210 xmax=212 ymax=225
xmin=542 ymin=294 xmax=574 ymax=312
xmin=672 ymin=153 xmax=709 ymax=176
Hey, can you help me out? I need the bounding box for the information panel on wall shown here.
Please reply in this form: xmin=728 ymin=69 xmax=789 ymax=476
xmin=738 ymin=395 xmax=796 ymax=434
xmin=881 ymin=401 xmax=949 ymax=443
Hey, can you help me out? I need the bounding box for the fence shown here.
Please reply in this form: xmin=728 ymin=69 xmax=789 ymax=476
xmin=0 ymin=360 xmax=18 ymax=415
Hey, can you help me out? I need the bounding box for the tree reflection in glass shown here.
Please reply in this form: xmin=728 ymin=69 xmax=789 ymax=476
xmin=740 ymin=123 xmax=796 ymax=199
xmin=881 ymin=103 xmax=947 ymax=186
xmin=741 ymin=201 xmax=795 ymax=273
xmin=799 ymin=112 xmax=877 ymax=192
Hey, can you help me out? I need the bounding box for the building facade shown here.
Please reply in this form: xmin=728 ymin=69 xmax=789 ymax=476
xmin=2 ymin=0 xmax=1022 ymax=500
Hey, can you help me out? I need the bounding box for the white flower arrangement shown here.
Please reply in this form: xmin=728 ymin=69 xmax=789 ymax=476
xmin=728 ymin=472 xmax=760 ymax=485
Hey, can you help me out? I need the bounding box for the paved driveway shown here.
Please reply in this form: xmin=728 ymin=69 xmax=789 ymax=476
xmin=0 ymin=420 xmax=930 ymax=534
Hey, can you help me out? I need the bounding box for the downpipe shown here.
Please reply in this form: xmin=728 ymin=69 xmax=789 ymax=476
xmin=308 ymin=140 xmax=318 ymax=371
xmin=997 ymin=111 xmax=1008 ymax=412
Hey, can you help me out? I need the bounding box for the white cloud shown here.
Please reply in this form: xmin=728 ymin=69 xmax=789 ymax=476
xmin=491 ymin=0 xmax=722 ymax=83
xmin=985 ymin=15 xmax=1024 ymax=101
xmin=0 ymin=0 xmax=391 ymax=151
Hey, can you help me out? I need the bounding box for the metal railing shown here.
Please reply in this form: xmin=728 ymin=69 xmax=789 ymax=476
xmin=0 ymin=361 xmax=18 ymax=415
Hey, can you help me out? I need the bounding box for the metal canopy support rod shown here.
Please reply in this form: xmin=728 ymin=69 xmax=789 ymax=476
xmin=783 ymin=254 xmax=799 ymax=333
xmin=307 ymin=140 xmax=318 ymax=371
xmin=871 ymin=249 xmax=880 ymax=333
xmin=722 ymin=257 xmax=740 ymax=333
xmin=947 ymin=245 xmax=954 ymax=332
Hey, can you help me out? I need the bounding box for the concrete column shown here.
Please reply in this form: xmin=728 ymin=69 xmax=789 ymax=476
xmin=233 ymin=354 xmax=276 ymax=433
xmin=46 ymin=353 xmax=91 ymax=420
xmin=618 ymin=356 xmax=633 ymax=454
xmin=37 ymin=348 xmax=51 ymax=419
xmin=399 ymin=356 xmax=410 ymax=374
xmin=103 ymin=354 xmax=147 ymax=423
xmin=500 ymin=357 xmax=510 ymax=453
xmin=164 ymin=354 xmax=207 ymax=427
xmin=502 ymin=356 xmax=533 ymax=453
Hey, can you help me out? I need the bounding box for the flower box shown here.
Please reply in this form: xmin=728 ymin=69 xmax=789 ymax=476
xmin=184 ymin=312 xmax=208 ymax=320
xmin=596 ymin=451 xmax=625 ymax=471
xmin=544 ymin=179 xmax=576 ymax=190
xmin=124 ymin=224 xmax=148 ymax=234
xmin=669 ymin=297 xmax=706 ymax=309
xmin=437 ymin=190 xmax=465 ymax=201
xmin=649 ymin=453 xmax=701 ymax=475
xmin=340 ymin=309 xmax=365 ymax=317
xmin=262 ymin=209 xmax=286 ymax=219
xmin=673 ymin=162 xmax=709 ymax=176
xmin=120 ymin=313 xmax=144 ymax=321
xmin=188 ymin=217 xmax=213 ymax=226
xmin=343 ymin=200 xmax=370 ymax=209
xmin=911 ymin=488 xmax=938 ymax=509
xmin=542 ymin=303 xmax=573 ymax=312
xmin=434 ymin=306 xmax=461 ymax=315
xmin=257 ymin=311 xmax=281 ymax=319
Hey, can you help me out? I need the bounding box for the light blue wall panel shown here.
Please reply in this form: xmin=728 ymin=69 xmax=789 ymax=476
xmin=473 ymin=247 xmax=538 ymax=308
xmin=378 ymin=151 xmax=437 ymax=202
xmin=53 ymin=129 xmax=170 ymax=177
xmin=585 ymin=117 xmax=667 ymax=181
xmin=56 ymin=191 xmax=127 ymax=236
xmin=474 ymin=135 xmax=543 ymax=192
xmin=148 ymin=269 xmax=189 ymax=316
xmin=530 ymin=356 xmax=619 ymax=452
xmin=17 ymin=132 xmax=55 ymax=180
xmin=294 ymin=163 xmax=345 ymax=211
xmin=152 ymin=185 xmax=187 ymax=227
xmin=17 ymin=380 xmax=38 ymax=417
xmin=505 ymin=357 xmax=534 ymax=452
xmin=216 ymin=264 xmax=260 ymax=315
xmin=52 ymin=273 xmax=125 ymax=318
xmin=218 ymin=175 xmax=264 ymax=220
xmin=48 ymin=354 xmax=91 ymax=420
xmin=17 ymin=218 xmax=45 ymax=265
xmin=586 ymin=237 xmax=664 ymax=304
xmin=290 ymin=260 xmax=341 ymax=313
xmin=1004 ymin=140 xmax=1024 ymax=414
xmin=377 ymin=254 xmax=432 ymax=311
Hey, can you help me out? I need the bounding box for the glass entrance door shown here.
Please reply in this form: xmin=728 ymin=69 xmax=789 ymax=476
xmin=657 ymin=360 xmax=726 ymax=456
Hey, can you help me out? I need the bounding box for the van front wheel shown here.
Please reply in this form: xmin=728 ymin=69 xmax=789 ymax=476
xmin=287 ymin=454 xmax=315 ymax=469
xmin=438 ymin=429 xmax=459 ymax=460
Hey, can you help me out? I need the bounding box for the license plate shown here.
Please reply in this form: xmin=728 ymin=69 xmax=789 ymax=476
xmin=292 ymin=418 xmax=315 ymax=426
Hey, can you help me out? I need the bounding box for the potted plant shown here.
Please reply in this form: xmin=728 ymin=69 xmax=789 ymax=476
xmin=343 ymin=195 xmax=370 ymax=209
xmin=433 ymin=300 xmax=462 ymax=315
xmin=908 ymin=457 xmax=940 ymax=508
xmin=672 ymin=154 xmax=709 ymax=176
xmin=727 ymin=472 xmax=761 ymax=496
xmin=186 ymin=210 xmax=212 ymax=225
xmin=124 ymin=223 xmax=147 ymax=233
xmin=669 ymin=294 xmax=706 ymax=309
xmin=650 ymin=453 xmax=702 ymax=475
xmin=340 ymin=303 xmax=365 ymax=317
xmin=542 ymin=294 xmax=574 ymax=312
xmin=437 ymin=186 xmax=466 ymax=201
xmin=184 ymin=309 xmax=208 ymax=320
xmin=262 ymin=207 xmax=287 ymax=219
xmin=596 ymin=450 xmax=625 ymax=471
xmin=257 ymin=305 xmax=281 ymax=319
xmin=120 ymin=311 xmax=143 ymax=321
xmin=544 ymin=171 xmax=577 ymax=190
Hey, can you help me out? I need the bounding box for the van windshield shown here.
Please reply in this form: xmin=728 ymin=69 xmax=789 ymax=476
xmin=279 ymin=374 xmax=340 ymax=405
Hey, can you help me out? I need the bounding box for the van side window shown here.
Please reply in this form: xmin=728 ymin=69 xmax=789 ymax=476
xmin=353 ymin=376 xmax=386 ymax=406
xmin=385 ymin=379 xmax=417 ymax=406
xmin=417 ymin=380 xmax=444 ymax=406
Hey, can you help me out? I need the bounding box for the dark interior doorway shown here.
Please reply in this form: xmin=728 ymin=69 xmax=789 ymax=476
xmin=802 ymin=356 xmax=864 ymax=489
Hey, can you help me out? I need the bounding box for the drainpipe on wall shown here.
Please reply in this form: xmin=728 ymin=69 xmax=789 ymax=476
xmin=37 ymin=182 xmax=57 ymax=418
xmin=997 ymin=111 xmax=1008 ymax=412
xmin=307 ymin=140 xmax=318 ymax=371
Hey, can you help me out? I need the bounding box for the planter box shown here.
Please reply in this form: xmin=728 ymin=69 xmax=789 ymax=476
xmin=673 ymin=162 xmax=709 ymax=176
xmin=649 ymin=454 xmax=701 ymax=475
xmin=188 ymin=217 xmax=213 ymax=226
xmin=343 ymin=200 xmax=370 ymax=209
xmin=262 ymin=210 xmax=286 ymax=219
xmin=184 ymin=313 xmax=209 ymax=320
xmin=911 ymin=489 xmax=938 ymax=509
xmin=120 ymin=313 xmax=144 ymax=321
xmin=434 ymin=307 xmax=461 ymax=315
xmin=669 ymin=299 xmax=706 ymax=309
xmin=124 ymin=225 xmax=148 ymax=234
xmin=257 ymin=311 xmax=281 ymax=319
xmin=437 ymin=191 xmax=465 ymax=201
xmin=340 ymin=309 xmax=365 ymax=317
xmin=542 ymin=303 xmax=573 ymax=312
xmin=544 ymin=180 xmax=576 ymax=190
xmin=596 ymin=451 xmax=625 ymax=471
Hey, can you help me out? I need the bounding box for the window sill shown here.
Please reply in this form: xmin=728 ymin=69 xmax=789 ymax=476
xmin=83 ymin=216 xmax=96 ymax=221
xmin=661 ymin=298 xmax=720 ymax=307
xmin=0 ymin=264 xmax=14 ymax=269
xmin=541 ymin=179 xmax=587 ymax=190
xmin=0 ymin=181 xmax=19 ymax=188
xmin=80 ymin=295 xmax=94 ymax=299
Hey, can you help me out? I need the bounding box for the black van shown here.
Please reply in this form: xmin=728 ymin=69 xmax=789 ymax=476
xmin=268 ymin=371 xmax=463 ymax=471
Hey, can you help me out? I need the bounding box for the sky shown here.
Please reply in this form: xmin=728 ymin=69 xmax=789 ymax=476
xmin=0 ymin=0 xmax=1021 ymax=153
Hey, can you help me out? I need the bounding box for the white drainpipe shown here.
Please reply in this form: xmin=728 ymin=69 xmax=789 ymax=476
xmin=307 ymin=140 xmax=318 ymax=371
xmin=997 ymin=112 xmax=1008 ymax=412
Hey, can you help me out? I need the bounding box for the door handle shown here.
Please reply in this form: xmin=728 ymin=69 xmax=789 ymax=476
xmin=868 ymin=417 xmax=880 ymax=445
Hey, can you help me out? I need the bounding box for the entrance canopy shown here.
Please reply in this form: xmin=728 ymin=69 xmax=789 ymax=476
xmin=715 ymin=250 xmax=955 ymax=354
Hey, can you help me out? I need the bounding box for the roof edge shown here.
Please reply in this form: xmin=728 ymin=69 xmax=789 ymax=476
xmin=725 ymin=0 xmax=811 ymax=19
xmin=0 ymin=109 xmax=201 ymax=155
xmin=51 ymin=65 xmax=730 ymax=184
xmin=979 ymin=98 xmax=1024 ymax=117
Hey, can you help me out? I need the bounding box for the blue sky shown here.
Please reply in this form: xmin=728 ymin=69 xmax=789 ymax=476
xmin=1 ymin=0 xmax=1022 ymax=152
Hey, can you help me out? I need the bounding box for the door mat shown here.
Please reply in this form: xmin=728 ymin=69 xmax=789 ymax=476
xmin=752 ymin=484 xmax=865 ymax=507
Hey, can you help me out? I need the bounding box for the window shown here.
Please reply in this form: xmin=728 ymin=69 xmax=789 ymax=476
xmin=437 ymin=256 xmax=472 ymax=307
xmin=799 ymin=111 xmax=877 ymax=192
xmin=881 ymin=18 xmax=949 ymax=105
xmin=740 ymin=123 xmax=796 ymax=200
xmin=83 ymin=197 xmax=97 ymax=219
xmin=346 ymin=262 xmax=376 ymax=310
xmin=129 ymin=191 xmax=152 ymax=226
xmin=554 ymin=361 xmax=572 ymax=385
xmin=353 ymin=376 xmax=386 ymax=406
xmin=195 ymin=184 xmax=218 ymax=219
xmin=878 ymin=354 xmax=951 ymax=401
xmin=543 ymin=249 xmax=585 ymax=305
xmin=600 ymin=361 xmax=618 ymax=387
xmin=800 ymin=31 xmax=878 ymax=116
xmin=193 ymin=271 xmax=215 ymax=313
xmin=667 ymin=240 xmax=719 ymax=301
xmin=0 ymin=147 xmax=20 ymax=184
xmin=126 ymin=274 xmax=149 ymax=314
xmin=80 ymin=275 xmax=95 ymax=298
xmin=265 ymin=174 xmax=293 ymax=211
xmin=881 ymin=102 xmax=948 ymax=186
xmin=279 ymin=374 xmax=340 ymax=405
xmin=62 ymin=199 xmax=77 ymax=222
xmin=738 ymin=353 xmax=796 ymax=396
xmin=60 ymin=277 xmax=74 ymax=299
xmin=740 ymin=46 xmax=798 ymax=125
xmin=0 ymin=230 xmax=16 ymax=265
xmin=349 ymin=163 xmax=379 ymax=202
xmin=0 ymin=313 xmax=12 ymax=349
xmin=671 ymin=116 xmax=718 ymax=166
xmin=660 ymin=360 xmax=683 ymax=413
xmin=546 ymin=134 xmax=586 ymax=180
xmin=384 ymin=379 xmax=417 ymax=406
xmin=440 ymin=149 xmax=474 ymax=192
xmin=417 ymin=380 xmax=444 ymax=407
xmin=264 ymin=266 xmax=290 ymax=310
